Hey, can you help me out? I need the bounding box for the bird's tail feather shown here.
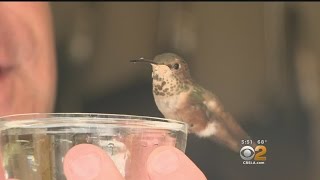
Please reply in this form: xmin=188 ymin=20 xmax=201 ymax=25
xmin=208 ymin=112 xmax=256 ymax=153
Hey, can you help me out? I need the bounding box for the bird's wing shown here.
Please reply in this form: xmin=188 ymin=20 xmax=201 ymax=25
xmin=178 ymin=85 xmax=252 ymax=152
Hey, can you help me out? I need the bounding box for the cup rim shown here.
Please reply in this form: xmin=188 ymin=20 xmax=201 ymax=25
xmin=0 ymin=112 xmax=188 ymax=132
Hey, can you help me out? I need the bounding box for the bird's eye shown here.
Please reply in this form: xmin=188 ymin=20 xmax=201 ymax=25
xmin=173 ymin=63 xmax=180 ymax=70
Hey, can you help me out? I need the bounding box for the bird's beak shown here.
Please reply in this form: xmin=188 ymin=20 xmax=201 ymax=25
xmin=130 ymin=58 xmax=158 ymax=65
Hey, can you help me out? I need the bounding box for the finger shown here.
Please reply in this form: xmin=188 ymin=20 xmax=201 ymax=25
xmin=122 ymin=130 xmax=176 ymax=180
xmin=63 ymin=144 xmax=123 ymax=180
xmin=147 ymin=146 xmax=207 ymax=180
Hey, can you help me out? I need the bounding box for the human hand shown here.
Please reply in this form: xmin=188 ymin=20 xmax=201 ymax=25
xmin=63 ymin=144 xmax=207 ymax=180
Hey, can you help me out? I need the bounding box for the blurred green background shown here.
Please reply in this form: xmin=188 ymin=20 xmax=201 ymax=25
xmin=51 ymin=2 xmax=320 ymax=180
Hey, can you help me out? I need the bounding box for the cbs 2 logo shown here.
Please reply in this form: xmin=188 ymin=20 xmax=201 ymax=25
xmin=240 ymin=145 xmax=267 ymax=161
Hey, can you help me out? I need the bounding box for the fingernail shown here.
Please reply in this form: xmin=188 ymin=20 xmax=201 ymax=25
xmin=148 ymin=148 xmax=179 ymax=175
xmin=63 ymin=144 xmax=104 ymax=180
xmin=69 ymin=152 xmax=101 ymax=178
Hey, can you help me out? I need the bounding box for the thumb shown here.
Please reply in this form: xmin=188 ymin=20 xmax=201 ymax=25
xmin=147 ymin=146 xmax=207 ymax=180
xmin=63 ymin=144 xmax=123 ymax=180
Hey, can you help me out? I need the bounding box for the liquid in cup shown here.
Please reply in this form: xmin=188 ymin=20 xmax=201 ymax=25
xmin=0 ymin=113 xmax=188 ymax=180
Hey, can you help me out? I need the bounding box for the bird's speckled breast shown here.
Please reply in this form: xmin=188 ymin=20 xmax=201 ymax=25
xmin=153 ymin=93 xmax=180 ymax=120
xmin=152 ymin=73 xmax=175 ymax=96
xmin=152 ymin=73 xmax=189 ymax=97
xmin=153 ymin=82 xmax=192 ymax=121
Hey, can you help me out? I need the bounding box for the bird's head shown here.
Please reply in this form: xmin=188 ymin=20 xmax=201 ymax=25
xmin=131 ymin=53 xmax=192 ymax=82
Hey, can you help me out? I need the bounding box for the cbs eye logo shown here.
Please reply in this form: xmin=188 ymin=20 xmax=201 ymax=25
xmin=240 ymin=145 xmax=267 ymax=161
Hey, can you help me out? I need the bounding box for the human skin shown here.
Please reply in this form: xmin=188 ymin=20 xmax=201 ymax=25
xmin=0 ymin=2 xmax=207 ymax=180
xmin=63 ymin=144 xmax=207 ymax=180
xmin=0 ymin=2 xmax=56 ymax=117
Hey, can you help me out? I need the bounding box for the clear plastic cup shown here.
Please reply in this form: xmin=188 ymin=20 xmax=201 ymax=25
xmin=0 ymin=113 xmax=188 ymax=180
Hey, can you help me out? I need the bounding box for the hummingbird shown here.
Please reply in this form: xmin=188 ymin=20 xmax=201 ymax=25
xmin=131 ymin=53 xmax=254 ymax=152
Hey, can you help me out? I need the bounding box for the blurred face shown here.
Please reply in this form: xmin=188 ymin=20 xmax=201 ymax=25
xmin=0 ymin=2 xmax=56 ymax=116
